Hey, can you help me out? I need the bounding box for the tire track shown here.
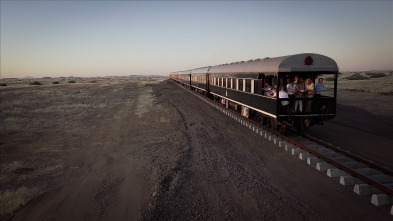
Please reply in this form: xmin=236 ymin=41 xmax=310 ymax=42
xmin=141 ymin=82 xmax=196 ymax=220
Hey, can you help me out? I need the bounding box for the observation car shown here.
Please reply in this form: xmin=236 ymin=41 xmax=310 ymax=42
xmin=170 ymin=53 xmax=338 ymax=133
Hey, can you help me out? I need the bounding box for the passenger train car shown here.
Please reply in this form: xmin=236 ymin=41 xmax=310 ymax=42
xmin=170 ymin=53 xmax=338 ymax=133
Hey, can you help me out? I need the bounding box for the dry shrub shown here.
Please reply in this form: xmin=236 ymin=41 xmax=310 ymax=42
xmin=366 ymin=73 xmax=387 ymax=78
xmin=2 ymin=161 xmax=23 ymax=173
xmin=29 ymin=81 xmax=42 ymax=85
xmin=343 ymin=73 xmax=369 ymax=80
xmin=0 ymin=83 xmax=7 ymax=86
xmin=52 ymin=81 xmax=60 ymax=84
xmin=68 ymin=80 xmax=76 ymax=83
xmin=0 ymin=187 xmax=40 ymax=220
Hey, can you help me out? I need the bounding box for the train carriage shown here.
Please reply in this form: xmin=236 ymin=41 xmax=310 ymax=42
xmin=171 ymin=53 xmax=338 ymax=132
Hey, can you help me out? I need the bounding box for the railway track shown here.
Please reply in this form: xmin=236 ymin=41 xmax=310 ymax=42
xmin=172 ymin=80 xmax=393 ymax=216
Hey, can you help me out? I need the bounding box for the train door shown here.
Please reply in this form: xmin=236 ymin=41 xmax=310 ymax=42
xmin=206 ymin=73 xmax=210 ymax=92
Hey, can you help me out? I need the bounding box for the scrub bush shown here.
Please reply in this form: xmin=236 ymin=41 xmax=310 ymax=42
xmin=29 ymin=81 xmax=42 ymax=85
xmin=366 ymin=73 xmax=386 ymax=78
xmin=343 ymin=73 xmax=369 ymax=80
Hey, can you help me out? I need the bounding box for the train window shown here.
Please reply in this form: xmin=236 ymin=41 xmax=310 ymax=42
xmin=223 ymin=78 xmax=227 ymax=88
xmin=233 ymin=78 xmax=237 ymax=90
xmin=238 ymin=79 xmax=243 ymax=91
xmin=254 ymin=79 xmax=262 ymax=94
xmin=245 ymin=79 xmax=252 ymax=93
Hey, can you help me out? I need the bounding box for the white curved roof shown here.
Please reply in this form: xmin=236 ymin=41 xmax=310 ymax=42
xmin=191 ymin=67 xmax=210 ymax=75
xmin=208 ymin=53 xmax=338 ymax=74
xmin=176 ymin=70 xmax=191 ymax=75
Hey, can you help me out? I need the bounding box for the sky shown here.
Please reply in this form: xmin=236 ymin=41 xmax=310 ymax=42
xmin=1 ymin=1 xmax=392 ymax=78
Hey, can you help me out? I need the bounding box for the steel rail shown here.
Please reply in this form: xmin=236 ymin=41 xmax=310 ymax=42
xmin=171 ymin=79 xmax=393 ymax=196
xmin=301 ymin=133 xmax=393 ymax=177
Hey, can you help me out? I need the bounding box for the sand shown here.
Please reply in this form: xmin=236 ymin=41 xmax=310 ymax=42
xmin=0 ymin=75 xmax=392 ymax=220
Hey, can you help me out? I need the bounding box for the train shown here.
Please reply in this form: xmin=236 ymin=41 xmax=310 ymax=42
xmin=170 ymin=53 xmax=338 ymax=133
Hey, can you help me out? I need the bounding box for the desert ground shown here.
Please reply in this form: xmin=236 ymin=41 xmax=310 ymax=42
xmin=0 ymin=72 xmax=392 ymax=220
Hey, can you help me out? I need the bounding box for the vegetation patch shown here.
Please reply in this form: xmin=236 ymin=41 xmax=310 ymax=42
xmin=68 ymin=80 xmax=76 ymax=83
xmin=365 ymin=72 xmax=387 ymax=78
xmin=0 ymin=187 xmax=40 ymax=220
xmin=29 ymin=81 xmax=43 ymax=85
xmin=343 ymin=73 xmax=369 ymax=80
xmin=2 ymin=161 xmax=24 ymax=173
xmin=52 ymin=81 xmax=60 ymax=84
xmin=0 ymin=83 xmax=7 ymax=86
xmin=324 ymin=77 xmax=334 ymax=81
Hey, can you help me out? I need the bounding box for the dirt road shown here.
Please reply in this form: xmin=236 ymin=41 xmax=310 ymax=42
xmin=1 ymin=79 xmax=391 ymax=220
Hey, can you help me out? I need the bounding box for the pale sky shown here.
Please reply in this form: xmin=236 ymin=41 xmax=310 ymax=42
xmin=1 ymin=1 xmax=392 ymax=78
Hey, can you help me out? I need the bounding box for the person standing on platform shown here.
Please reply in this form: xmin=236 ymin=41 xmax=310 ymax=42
xmin=294 ymin=77 xmax=305 ymax=113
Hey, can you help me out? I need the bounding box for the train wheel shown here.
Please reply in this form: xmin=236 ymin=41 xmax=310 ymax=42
xmin=304 ymin=119 xmax=310 ymax=129
xmin=279 ymin=124 xmax=286 ymax=134
xmin=266 ymin=118 xmax=272 ymax=128
xmin=272 ymin=120 xmax=277 ymax=130
xmin=255 ymin=114 xmax=263 ymax=123
xmin=296 ymin=118 xmax=305 ymax=133
xmin=321 ymin=106 xmax=328 ymax=121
